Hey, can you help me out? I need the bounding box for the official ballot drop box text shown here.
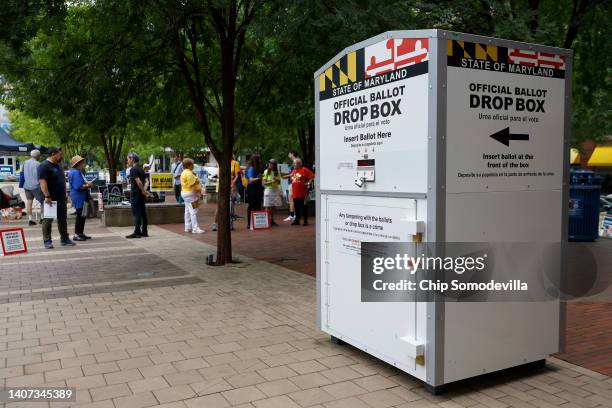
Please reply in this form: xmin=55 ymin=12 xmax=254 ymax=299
xmin=314 ymin=30 xmax=571 ymax=392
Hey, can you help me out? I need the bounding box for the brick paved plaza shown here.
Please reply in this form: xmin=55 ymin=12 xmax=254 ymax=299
xmin=0 ymin=218 xmax=610 ymax=407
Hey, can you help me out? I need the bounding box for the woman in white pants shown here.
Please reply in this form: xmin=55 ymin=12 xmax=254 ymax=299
xmin=180 ymin=158 xmax=205 ymax=234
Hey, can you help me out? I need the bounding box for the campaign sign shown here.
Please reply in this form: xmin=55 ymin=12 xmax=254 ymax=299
xmin=150 ymin=173 xmax=174 ymax=192
xmin=250 ymin=210 xmax=271 ymax=230
xmin=98 ymin=183 xmax=124 ymax=207
xmin=84 ymin=172 xmax=99 ymax=182
xmin=0 ymin=228 xmax=27 ymax=256
xmin=0 ymin=165 xmax=13 ymax=176
xmin=602 ymin=216 xmax=612 ymax=238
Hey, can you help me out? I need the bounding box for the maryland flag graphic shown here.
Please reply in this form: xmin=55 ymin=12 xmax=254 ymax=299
xmin=318 ymin=38 xmax=430 ymax=100
xmin=508 ymin=49 xmax=566 ymax=70
xmin=448 ymin=40 xmax=499 ymax=62
xmin=447 ymin=39 xmax=566 ymax=78
xmin=319 ymin=49 xmax=365 ymax=94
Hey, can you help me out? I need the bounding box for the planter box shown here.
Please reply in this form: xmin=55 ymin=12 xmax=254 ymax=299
xmin=101 ymin=203 xmax=184 ymax=227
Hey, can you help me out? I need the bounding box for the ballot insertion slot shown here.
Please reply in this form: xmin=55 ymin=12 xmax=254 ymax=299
xmin=355 ymin=159 xmax=375 ymax=187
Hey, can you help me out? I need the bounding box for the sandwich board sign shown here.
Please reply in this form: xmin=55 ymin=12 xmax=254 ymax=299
xmin=250 ymin=210 xmax=271 ymax=230
xmin=0 ymin=228 xmax=27 ymax=256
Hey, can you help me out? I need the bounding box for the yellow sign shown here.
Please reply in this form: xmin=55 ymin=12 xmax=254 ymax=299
xmin=150 ymin=173 xmax=174 ymax=192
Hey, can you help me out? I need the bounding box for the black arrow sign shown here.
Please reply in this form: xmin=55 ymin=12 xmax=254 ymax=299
xmin=490 ymin=127 xmax=529 ymax=146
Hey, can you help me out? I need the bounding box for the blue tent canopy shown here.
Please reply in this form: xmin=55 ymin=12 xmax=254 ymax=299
xmin=0 ymin=127 xmax=40 ymax=155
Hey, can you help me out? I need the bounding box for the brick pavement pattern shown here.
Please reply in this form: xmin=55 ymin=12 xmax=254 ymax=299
xmin=160 ymin=202 xmax=316 ymax=276
xmin=160 ymin=203 xmax=612 ymax=377
xmin=0 ymin=222 xmax=610 ymax=407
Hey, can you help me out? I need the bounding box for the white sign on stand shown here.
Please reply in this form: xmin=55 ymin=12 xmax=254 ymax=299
xmin=250 ymin=210 xmax=270 ymax=230
xmin=0 ymin=228 xmax=28 ymax=256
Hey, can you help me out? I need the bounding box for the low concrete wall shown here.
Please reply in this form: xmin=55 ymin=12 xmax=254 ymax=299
xmin=203 ymin=193 xmax=316 ymax=215
xmin=101 ymin=203 xmax=184 ymax=227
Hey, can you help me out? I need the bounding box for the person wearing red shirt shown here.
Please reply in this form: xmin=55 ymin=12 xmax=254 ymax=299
xmin=287 ymin=158 xmax=314 ymax=226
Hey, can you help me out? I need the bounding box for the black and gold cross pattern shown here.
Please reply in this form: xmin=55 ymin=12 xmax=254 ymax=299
xmin=447 ymin=39 xmax=509 ymax=65
xmin=319 ymin=48 xmax=365 ymax=95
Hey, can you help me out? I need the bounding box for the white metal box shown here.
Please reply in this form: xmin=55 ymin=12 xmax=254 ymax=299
xmin=314 ymin=30 xmax=570 ymax=392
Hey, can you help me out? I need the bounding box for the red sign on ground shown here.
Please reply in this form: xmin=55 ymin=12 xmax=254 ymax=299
xmin=0 ymin=228 xmax=28 ymax=256
xmin=250 ymin=210 xmax=271 ymax=230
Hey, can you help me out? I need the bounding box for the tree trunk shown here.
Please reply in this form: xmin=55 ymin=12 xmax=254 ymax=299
xmin=306 ymin=122 xmax=315 ymax=170
xmin=215 ymin=35 xmax=237 ymax=265
xmin=527 ymin=0 xmax=540 ymax=34
xmin=563 ymin=0 xmax=591 ymax=49
xmin=108 ymin=156 xmax=117 ymax=184
xmin=297 ymin=124 xmax=316 ymax=170
xmin=215 ymin=151 xmax=233 ymax=265
xmin=100 ymin=133 xmax=117 ymax=184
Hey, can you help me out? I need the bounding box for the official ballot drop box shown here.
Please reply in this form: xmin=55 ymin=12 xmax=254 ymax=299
xmin=314 ymin=30 xmax=570 ymax=392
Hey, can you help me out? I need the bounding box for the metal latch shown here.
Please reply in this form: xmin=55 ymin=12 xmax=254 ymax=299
xmin=403 ymin=220 xmax=425 ymax=242
xmin=399 ymin=336 xmax=425 ymax=366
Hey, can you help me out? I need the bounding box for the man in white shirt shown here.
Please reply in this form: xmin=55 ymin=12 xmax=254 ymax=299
xmin=22 ymin=149 xmax=43 ymax=226
xmin=171 ymin=153 xmax=184 ymax=204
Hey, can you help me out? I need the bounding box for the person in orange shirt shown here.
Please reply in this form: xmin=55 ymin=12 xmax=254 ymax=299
xmin=286 ymin=158 xmax=314 ymax=226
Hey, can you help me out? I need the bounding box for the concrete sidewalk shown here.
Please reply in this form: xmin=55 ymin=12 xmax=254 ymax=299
xmin=0 ymin=222 xmax=610 ymax=407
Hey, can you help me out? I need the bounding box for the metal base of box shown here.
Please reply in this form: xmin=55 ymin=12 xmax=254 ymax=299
xmin=330 ymin=336 xmax=346 ymax=346
xmin=569 ymin=235 xmax=597 ymax=242
xmin=423 ymin=359 xmax=547 ymax=395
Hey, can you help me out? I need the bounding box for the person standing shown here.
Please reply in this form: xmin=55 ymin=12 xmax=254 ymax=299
xmin=126 ymin=152 xmax=150 ymax=239
xmin=262 ymin=159 xmax=282 ymax=226
xmin=68 ymin=156 xmax=93 ymax=241
xmin=23 ymin=149 xmax=44 ymax=226
xmin=180 ymin=158 xmax=205 ymax=234
xmin=245 ymin=154 xmax=264 ymax=230
xmin=287 ymin=158 xmax=314 ymax=226
xmin=284 ymin=150 xmax=299 ymax=222
xmin=38 ymin=147 xmax=75 ymax=248
xmin=171 ymin=153 xmax=184 ymax=204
